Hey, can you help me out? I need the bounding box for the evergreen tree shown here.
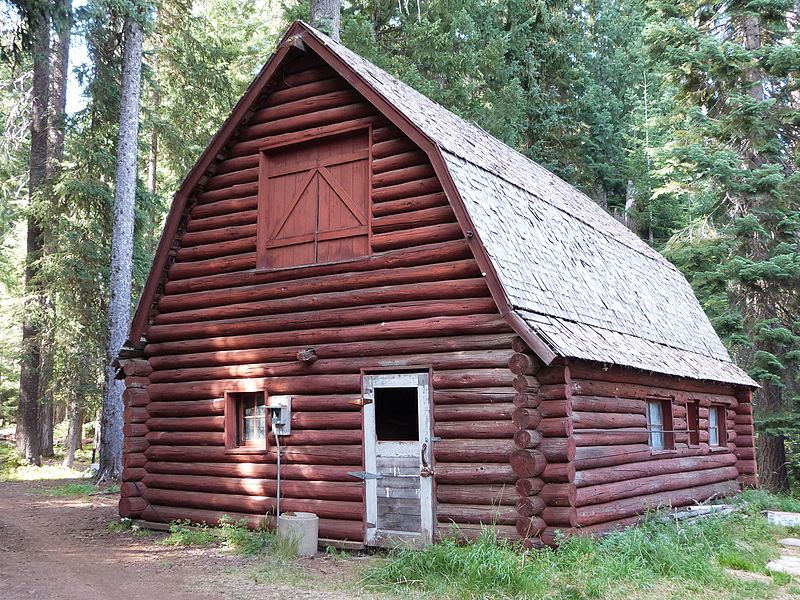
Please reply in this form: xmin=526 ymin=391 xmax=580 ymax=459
xmin=645 ymin=0 xmax=800 ymax=491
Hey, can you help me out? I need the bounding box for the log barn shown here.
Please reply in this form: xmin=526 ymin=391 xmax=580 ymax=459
xmin=118 ymin=21 xmax=758 ymax=548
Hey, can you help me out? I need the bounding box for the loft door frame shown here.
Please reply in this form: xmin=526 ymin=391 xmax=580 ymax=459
xmin=362 ymin=372 xmax=433 ymax=546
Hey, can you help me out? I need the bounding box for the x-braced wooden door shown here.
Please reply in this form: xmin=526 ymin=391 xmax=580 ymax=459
xmin=362 ymin=373 xmax=433 ymax=547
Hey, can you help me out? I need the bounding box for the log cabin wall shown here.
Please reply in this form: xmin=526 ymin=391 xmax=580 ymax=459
xmin=534 ymin=360 xmax=753 ymax=544
xmin=118 ymin=49 xmax=523 ymax=543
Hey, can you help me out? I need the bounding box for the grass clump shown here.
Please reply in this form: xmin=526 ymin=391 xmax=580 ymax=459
xmin=160 ymin=520 xmax=217 ymax=547
xmin=362 ymin=493 xmax=800 ymax=599
xmin=35 ymin=482 xmax=98 ymax=497
xmin=219 ymin=517 xmax=274 ymax=556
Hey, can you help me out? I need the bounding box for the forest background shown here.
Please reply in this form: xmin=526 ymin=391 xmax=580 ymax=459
xmin=0 ymin=0 xmax=798 ymax=491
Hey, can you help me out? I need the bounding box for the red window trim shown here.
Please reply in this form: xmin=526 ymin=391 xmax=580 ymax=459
xmin=224 ymin=391 xmax=268 ymax=454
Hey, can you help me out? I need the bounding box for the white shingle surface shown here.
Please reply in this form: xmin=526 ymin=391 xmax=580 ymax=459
xmin=305 ymin=24 xmax=755 ymax=387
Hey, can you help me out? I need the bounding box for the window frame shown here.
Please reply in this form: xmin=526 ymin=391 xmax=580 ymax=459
xmin=708 ymin=404 xmax=728 ymax=449
xmin=255 ymin=121 xmax=372 ymax=271
xmin=225 ymin=391 xmax=268 ymax=453
xmin=646 ymin=397 xmax=675 ymax=452
xmin=686 ymin=400 xmax=700 ymax=447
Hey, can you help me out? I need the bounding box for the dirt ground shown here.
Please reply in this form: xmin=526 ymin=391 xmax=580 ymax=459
xmin=0 ymin=478 xmax=371 ymax=600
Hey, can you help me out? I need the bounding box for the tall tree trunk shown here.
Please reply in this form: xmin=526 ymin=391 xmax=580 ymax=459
xmin=62 ymin=401 xmax=83 ymax=469
xmin=97 ymin=14 xmax=144 ymax=483
xmin=38 ymin=0 xmax=72 ymax=458
xmin=310 ymin=0 xmax=341 ymax=42
xmin=16 ymin=8 xmax=51 ymax=466
xmin=147 ymin=88 xmax=159 ymax=195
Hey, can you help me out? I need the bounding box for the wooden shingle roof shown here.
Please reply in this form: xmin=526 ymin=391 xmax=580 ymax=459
xmin=302 ymin=24 xmax=755 ymax=387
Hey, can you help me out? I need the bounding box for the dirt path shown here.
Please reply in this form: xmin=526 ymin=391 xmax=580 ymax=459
xmin=0 ymin=479 xmax=367 ymax=600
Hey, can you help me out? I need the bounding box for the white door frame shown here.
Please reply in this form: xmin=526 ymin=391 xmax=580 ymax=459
xmin=363 ymin=372 xmax=433 ymax=545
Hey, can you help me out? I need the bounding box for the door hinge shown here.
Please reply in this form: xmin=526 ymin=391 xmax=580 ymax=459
xmin=347 ymin=471 xmax=383 ymax=480
xmin=349 ymin=397 xmax=373 ymax=407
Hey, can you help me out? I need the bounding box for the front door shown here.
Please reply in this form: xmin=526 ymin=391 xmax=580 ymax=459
xmin=363 ymin=373 xmax=433 ymax=546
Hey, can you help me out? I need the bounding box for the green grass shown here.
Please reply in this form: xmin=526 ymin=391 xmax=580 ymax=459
xmin=0 ymin=438 xmax=90 ymax=482
xmin=158 ymin=517 xmax=284 ymax=556
xmin=360 ymin=494 xmax=800 ymax=600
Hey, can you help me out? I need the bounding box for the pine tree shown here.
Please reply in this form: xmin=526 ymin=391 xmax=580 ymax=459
xmin=645 ymin=0 xmax=800 ymax=491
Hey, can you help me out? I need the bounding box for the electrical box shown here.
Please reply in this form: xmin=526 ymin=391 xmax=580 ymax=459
xmin=267 ymin=395 xmax=292 ymax=435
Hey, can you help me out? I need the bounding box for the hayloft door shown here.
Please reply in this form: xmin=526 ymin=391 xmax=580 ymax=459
xmin=362 ymin=373 xmax=433 ymax=547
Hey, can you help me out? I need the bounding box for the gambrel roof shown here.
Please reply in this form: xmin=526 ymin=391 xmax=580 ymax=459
xmin=130 ymin=21 xmax=756 ymax=387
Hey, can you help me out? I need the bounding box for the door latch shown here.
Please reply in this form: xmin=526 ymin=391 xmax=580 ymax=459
xmin=420 ymin=442 xmax=434 ymax=477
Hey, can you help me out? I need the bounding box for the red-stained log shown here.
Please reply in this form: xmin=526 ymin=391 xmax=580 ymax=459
xmin=515 ymin=516 xmax=546 ymax=538
xmin=146 ymin=431 xmax=224 ymax=446
xmin=575 ymin=480 xmax=740 ymax=527
xmin=535 ymin=367 xmax=571 ymax=386
xmin=434 ymin=463 xmax=517 ymax=484
xmin=371 ymin=223 xmax=464 ymax=252
xmin=436 ymin=484 xmax=519 ymax=506
xmin=166 ymin=238 xmax=472 ymax=296
xmin=145 ymin=461 xmax=359 ymax=481
xmin=124 ymin=437 xmax=148 ymax=454
xmin=538 ymin=400 xmax=571 ymax=418
xmin=147 ymin=315 xmax=510 ymax=359
xmin=371 ymin=150 xmax=427 ymax=174
xmin=436 ymin=504 xmax=518 ymax=526
xmin=541 ymin=462 xmax=576 ymax=484
xmin=146 ymin=416 xmax=224 ymax=432
xmin=123 ymin=423 xmax=148 ymax=437
xmin=122 ymin=468 xmax=146 ymax=482
xmin=372 ymin=192 xmax=449 ymax=218
xmin=572 ymin=411 xmax=647 ymax=430
xmin=512 ymin=407 xmax=541 ymax=429
xmin=371 ymin=177 xmax=442 ymax=203
xmin=516 ymin=496 xmax=546 ymax=517
xmin=121 ymin=359 xmax=153 ymax=377
xmin=372 ymin=206 xmax=455 ymax=234
xmin=515 ymin=478 xmax=544 ymax=497
xmin=538 ymin=438 xmax=576 ymax=463
xmin=160 ymin=257 xmax=480 ymax=316
xmin=122 ymin=453 xmax=147 ymax=468
xmin=439 ymin=523 xmax=520 ymax=542
xmin=123 ymin=408 xmax=150 ymax=423
xmin=140 ymin=486 xmax=363 ymax=520
xmin=434 ymin=403 xmax=513 ymax=422
xmin=539 ymin=483 xmax=577 ymax=507
xmin=434 ymin=420 xmax=516 ymax=439
xmin=567 ymin=364 xmax=738 ymax=397
xmin=119 ymin=496 xmax=147 ymax=518
xmin=542 ymin=506 xmax=578 ymax=527
xmin=574 ymin=429 xmax=649 ymax=447
xmin=570 ymin=396 xmax=647 ymax=414
xmin=434 ymin=388 xmax=516 ymax=405
xmin=123 ymin=388 xmax=150 ymax=408
xmin=373 ymin=164 xmax=436 ymax=189
xmin=434 ymin=439 xmax=515 ymax=463
xmin=142 ymin=473 xmax=363 ymax=501
xmin=514 ymin=429 xmax=543 ymax=449
xmin=147 ymin=399 xmax=226 ymax=417
xmin=575 ymin=466 xmax=740 ymax=507
xmin=571 ymin=379 xmax=737 ymax=407
xmin=508 ymin=353 xmax=541 ymax=376
xmin=144 ymin=445 xmax=362 ymax=465
xmin=147 ymin=375 xmax=362 ymax=401
xmin=512 ymin=392 xmax=540 ymax=409
xmin=510 ymin=449 xmax=546 ymax=478
xmin=538 ymin=417 xmax=572 ymax=438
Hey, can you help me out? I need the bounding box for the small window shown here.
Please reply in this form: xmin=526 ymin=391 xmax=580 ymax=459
xmin=374 ymin=387 xmax=419 ymax=441
xmin=686 ymin=401 xmax=700 ymax=446
xmin=709 ymin=405 xmax=727 ymax=447
xmin=647 ymin=398 xmax=674 ymax=451
xmin=225 ymin=391 xmax=267 ymax=451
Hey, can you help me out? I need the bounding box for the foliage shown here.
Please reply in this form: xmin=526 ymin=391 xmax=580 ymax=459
xmin=362 ymin=497 xmax=800 ymax=599
xmin=160 ymin=519 xmax=218 ymax=546
xmin=160 ymin=517 xmax=278 ymax=556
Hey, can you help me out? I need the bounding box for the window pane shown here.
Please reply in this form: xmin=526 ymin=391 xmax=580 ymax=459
xmin=648 ymin=401 xmax=665 ymax=450
xmin=240 ymin=394 xmax=266 ymax=442
xmin=709 ymin=406 xmax=719 ymax=446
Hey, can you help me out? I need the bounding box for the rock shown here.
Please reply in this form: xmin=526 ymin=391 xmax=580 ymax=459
xmin=767 ymin=557 xmax=800 ymax=577
xmin=779 ymin=538 xmax=800 ymax=548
